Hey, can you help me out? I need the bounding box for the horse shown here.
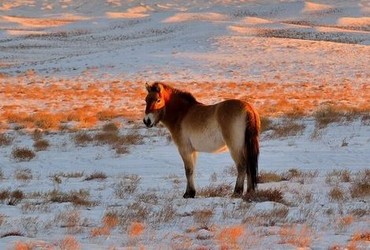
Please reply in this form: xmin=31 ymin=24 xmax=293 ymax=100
xmin=143 ymin=82 xmax=260 ymax=198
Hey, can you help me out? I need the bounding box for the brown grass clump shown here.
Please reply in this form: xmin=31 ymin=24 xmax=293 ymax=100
xmin=313 ymin=106 xmax=343 ymax=129
xmin=84 ymin=171 xmax=107 ymax=181
xmin=258 ymin=171 xmax=287 ymax=183
xmin=102 ymin=122 xmax=119 ymax=133
xmin=351 ymin=231 xmax=370 ymax=242
xmin=58 ymin=235 xmax=81 ymax=250
xmin=198 ymin=183 xmax=232 ymax=197
xmin=31 ymin=112 xmax=62 ymax=130
xmin=15 ymin=168 xmax=33 ymax=182
xmin=350 ymin=170 xmax=370 ymax=198
xmin=279 ymin=224 xmax=312 ymax=248
xmin=243 ymin=188 xmax=285 ymax=204
xmin=326 ymin=170 xmax=351 ymax=185
xmin=73 ymin=132 xmax=93 ymax=146
xmin=11 ymin=147 xmax=36 ymax=162
xmin=193 ymin=209 xmax=214 ymax=227
xmin=269 ymin=120 xmax=306 ymax=138
xmin=114 ymin=174 xmax=141 ymax=198
xmin=328 ymin=186 xmax=345 ymax=202
xmin=33 ymin=139 xmax=50 ymax=151
xmin=0 ymin=189 xmax=25 ymax=205
xmin=0 ymin=133 xmax=13 ymax=146
xmin=48 ymin=189 xmax=96 ymax=207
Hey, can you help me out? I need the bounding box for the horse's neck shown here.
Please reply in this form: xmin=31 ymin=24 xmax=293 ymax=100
xmin=162 ymin=93 xmax=196 ymax=131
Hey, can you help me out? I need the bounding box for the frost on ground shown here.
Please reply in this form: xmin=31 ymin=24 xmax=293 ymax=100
xmin=0 ymin=0 xmax=369 ymax=249
xmin=0 ymin=119 xmax=369 ymax=249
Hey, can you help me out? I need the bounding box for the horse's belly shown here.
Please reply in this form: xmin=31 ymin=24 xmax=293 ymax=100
xmin=189 ymin=129 xmax=227 ymax=153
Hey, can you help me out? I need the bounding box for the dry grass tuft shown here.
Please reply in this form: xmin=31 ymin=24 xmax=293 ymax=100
xmin=279 ymin=224 xmax=312 ymax=248
xmin=198 ymin=183 xmax=232 ymax=197
xmin=33 ymin=139 xmax=50 ymax=151
xmin=313 ymin=106 xmax=343 ymax=129
xmin=326 ymin=169 xmax=351 ymax=185
xmin=0 ymin=189 xmax=25 ymax=205
xmin=258 ymin=171 xmax=287 ymax=183
xmin=193 ymin=209 xmax=214 ymax=227
xmin=15 ymin=168 xmax=33 ymax=182
xmin=243 ymin=188 xmax=285 ymax=204
xmin=73 ymin=132 xmax=93 ymax=146
xmin=58 ymin=235 xmax=81 ymax=250
xmin=114 ymin=174 xmax=141 ymax=198
xmin=102 ymin=122 xmax=119 ymax=133
xmin=11 ymin=147 xmax=36 ymax=162
xmin=350 ymin=170 xmax=370 ymax=198
xmin=328 ymin=186 xmax=345 ymax=202
xmin=0 ymin=133 xmax=13 ymax=146
xmin=351 ymin=231 xmax=370 ymax=242
xmin=48 ymin=189 xmax=96 ymax=207
xmin=84 ymin=171 xmax=107 ymax=181
xmin=268 ymin=119 xmax=306 ymax=138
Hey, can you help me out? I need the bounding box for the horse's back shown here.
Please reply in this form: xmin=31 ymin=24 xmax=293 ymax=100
xmin=180 ymin=99 xmax=257 ymax=153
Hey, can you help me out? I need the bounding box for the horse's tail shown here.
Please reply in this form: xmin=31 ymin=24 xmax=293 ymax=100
xmin=244 ymin=109 xmax=260 ymax=191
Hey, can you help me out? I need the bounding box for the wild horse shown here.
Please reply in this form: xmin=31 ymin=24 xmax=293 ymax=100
xmin=143 ymin=82 xmax=260 ymax=198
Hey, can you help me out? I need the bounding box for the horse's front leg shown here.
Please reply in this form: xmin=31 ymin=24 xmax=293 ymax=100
xmin=179 ymin=150 xmax=197 ymax=198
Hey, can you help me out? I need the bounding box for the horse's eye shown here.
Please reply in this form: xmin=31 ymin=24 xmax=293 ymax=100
xmin=156 ymin=99 xmax=161 ymax=103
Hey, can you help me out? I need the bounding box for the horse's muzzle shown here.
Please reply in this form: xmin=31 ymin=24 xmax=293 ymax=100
xmin=143 ymin=117 xmax=153 ymax=128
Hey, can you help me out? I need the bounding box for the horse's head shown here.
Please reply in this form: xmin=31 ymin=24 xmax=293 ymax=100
xmin=143 ymin=82 xmax=166 ymax=128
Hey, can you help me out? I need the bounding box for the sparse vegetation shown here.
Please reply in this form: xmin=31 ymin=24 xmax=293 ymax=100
xmin=0 ymin=133 xmax=13 ymax=147
xmin=268 ymin=119 xmax=306 ymax=138
xmin=11 ymin=147 xmax=36 ymax=161
xmin=279 ymin=224 xmax=312 ymax=248
xmin=244 ymin=188 xmax=285 ymax=204
xmin=350 ymin=171 xmax=370 ymax=198
xmin=0 ymin=189 xmax=25 ymax=205
xmin=33 ymin=139 xmax=50 ymax=151
xmin=328 ymin=186 xmax=345 ymax=202
xmin=48 ymin=189 xmax=96 ymax=207
xmin=15 ymin=168 xmax=33 ymax=182
xmin=114 ymin=174 xmax=141 ymax=198
xmin=198 ymin=183 xmax=232 ymax=197
xmin=84 ymin=171 xmax=107 ymax=181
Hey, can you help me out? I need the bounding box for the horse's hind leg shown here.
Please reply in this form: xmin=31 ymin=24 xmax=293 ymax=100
xmin=233 ymin=162 xmax=246 ymax=197
xmin=179 ymin=150 xmax=197 ymax=198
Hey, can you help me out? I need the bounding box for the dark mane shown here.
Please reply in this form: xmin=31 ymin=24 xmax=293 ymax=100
xmin=155 ymin=82 xmax=199 ymax=104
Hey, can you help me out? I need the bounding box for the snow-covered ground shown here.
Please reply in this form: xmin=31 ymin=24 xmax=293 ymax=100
xmin=0 ymin=0 xmax=369 ymax=249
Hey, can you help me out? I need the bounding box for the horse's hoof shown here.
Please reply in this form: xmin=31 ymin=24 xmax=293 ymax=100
xmin=183 ymin=191 xmax=195 ymax=198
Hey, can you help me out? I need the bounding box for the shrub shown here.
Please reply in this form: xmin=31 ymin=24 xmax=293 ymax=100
xmin=33 ymin=139 xmax=50 ymax=151
xmin=102 ymin=122 xmax=119 ymax=133
xmin=11 ymin=147 xmax=36 ymax=162
xmin=73 ymin=132 xmax=93 ymax=146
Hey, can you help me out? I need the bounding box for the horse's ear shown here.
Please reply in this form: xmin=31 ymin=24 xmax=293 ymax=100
xmin=155 ymin=83 xmax=163 ymax=93
xmin=145 ymin=82 xmax=151 ymax=92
